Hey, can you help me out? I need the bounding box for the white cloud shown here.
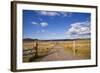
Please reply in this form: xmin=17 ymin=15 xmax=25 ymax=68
xmin=39 ymin=11 xmax=60 ymax=16
xmin=31 ymin=21 xmax=38 ymax=25
xmin=66 ymin=21 xmax=91 ymax=38
xmin=40 ymin=22 xmax=48 ymax=27
xmin=60 ymin=12 xmax=72 ymax=17
xmin=37 ymin=11 xmax=72 ymax=17
xmin=31 ymin=21 xmax=48 ymax=27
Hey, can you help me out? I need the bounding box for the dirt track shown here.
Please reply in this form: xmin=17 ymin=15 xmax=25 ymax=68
xmin=38 ymin=45 xmax=80 ymax=61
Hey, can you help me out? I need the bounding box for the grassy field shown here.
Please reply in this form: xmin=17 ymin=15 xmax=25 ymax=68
xmin=23 ymin=39 xmax=91 ymax=62
xmin=60 ymin=40 xmax=91 ymax=59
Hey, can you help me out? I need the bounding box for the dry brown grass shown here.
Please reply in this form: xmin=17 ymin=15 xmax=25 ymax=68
xmin=23 ymin=39 xmax=91 ymax=62
xmin=59 ymin=40 xmax=91 ymax=59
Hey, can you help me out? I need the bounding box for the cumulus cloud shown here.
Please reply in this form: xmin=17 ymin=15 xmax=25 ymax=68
xmin=39 ymin=11 xmax=60 ymax=16
xmin=37 ymin=11 xmax=72 ymax=17
xmin=66 ymin=21 xmax=91 ymax=38
xmin=31 ymin=21 xmax=38 ymax=25
xmin=31 ymin=21 xmax=48 ymax=27
xmin=60 ymin=12 xmax=72 ymax=17
xmin=40 ymin=22 xmax=48 ymax=27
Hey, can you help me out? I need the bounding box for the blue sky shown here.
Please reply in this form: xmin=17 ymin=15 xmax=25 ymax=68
xmin=23 ymin=10 xmax=91 ymax=40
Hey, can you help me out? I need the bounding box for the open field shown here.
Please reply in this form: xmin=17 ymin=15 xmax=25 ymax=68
xmin=23 ymin=39 xmax=91 ymax=62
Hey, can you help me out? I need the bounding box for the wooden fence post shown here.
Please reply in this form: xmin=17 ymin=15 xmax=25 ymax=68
xmin=35 ymin=40 xmax=38 ymax=58
xmin=73 ymin=40 xmax=76 ymax=55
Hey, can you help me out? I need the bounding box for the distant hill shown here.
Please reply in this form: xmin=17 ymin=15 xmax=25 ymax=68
xmin=23 ymin=38 xmax=38 ymax=42
xmin=23 ymin=38 xmax=90 ymax=42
